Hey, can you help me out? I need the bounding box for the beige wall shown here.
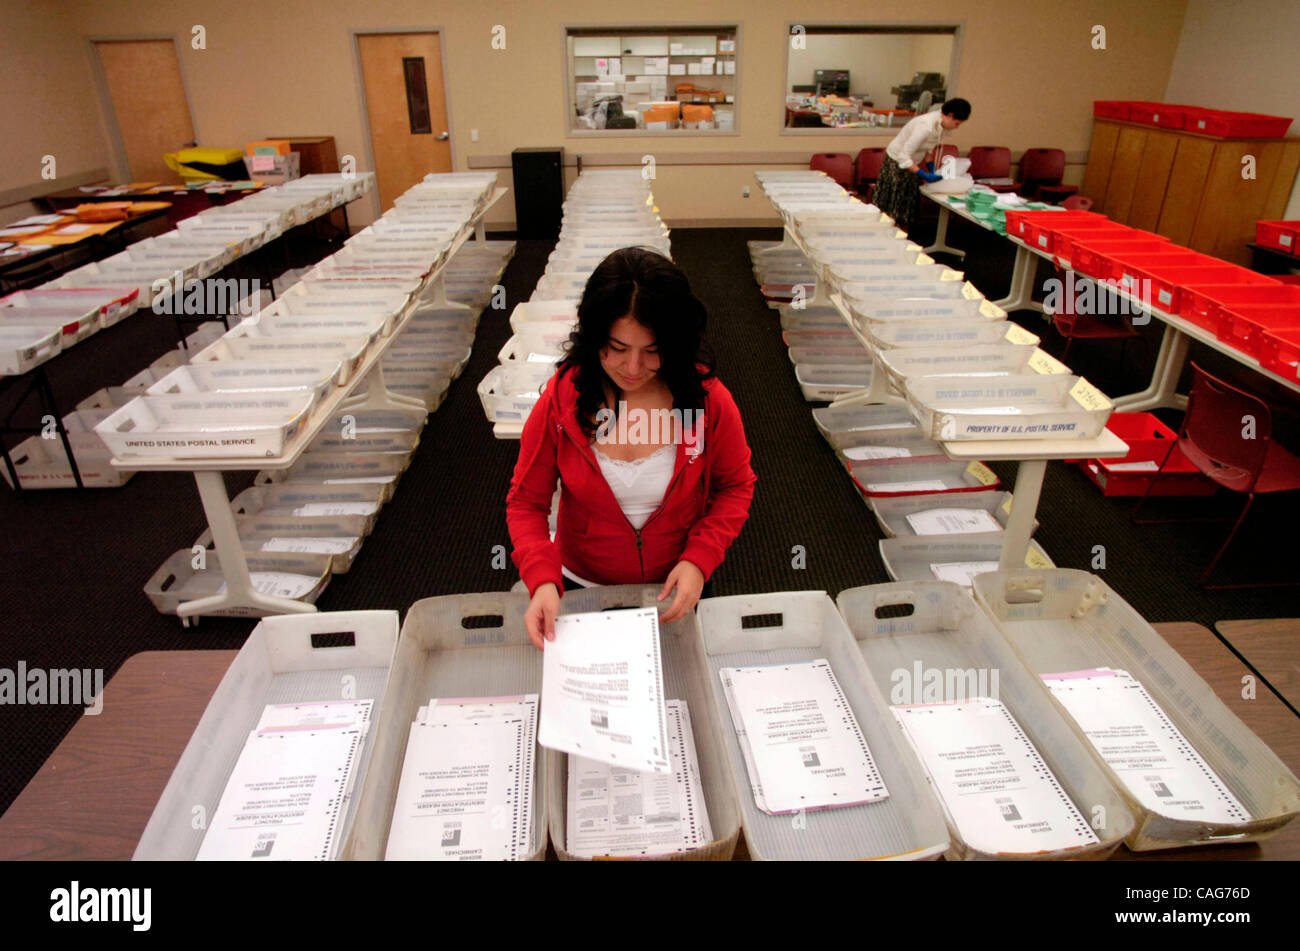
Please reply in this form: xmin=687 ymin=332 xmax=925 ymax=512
xmin=1164 ymin=0 xmax=1300 ymax=218
xmin=8 ymin=0 xmax=1190 ymax=226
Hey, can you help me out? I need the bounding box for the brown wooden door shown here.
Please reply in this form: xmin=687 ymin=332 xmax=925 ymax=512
xmin=93 ymin=39 xmax=196 ymax=183
xmin=1100 ymin=127 xmax=1149 ymax=224
xmin=357 ymin=32 xmax=452 ymax=210
xmin=1081 ymin=120 xmax=1120 ymax=208
xmin=1128 ymin=129 xmax=1179 ymax=232
xmin=1157 ymin=136 xmax=1217 ymax=245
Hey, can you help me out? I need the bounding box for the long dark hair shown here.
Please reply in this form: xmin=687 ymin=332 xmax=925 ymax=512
xmin=558 ymin=247 xmax=714 ymax=438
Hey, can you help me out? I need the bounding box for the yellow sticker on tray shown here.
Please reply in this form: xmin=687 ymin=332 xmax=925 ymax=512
xmin=1027 ymin=349 xmax=1071 ymax=375
xmin=1003 ymin=323 xmax=1038 ymax=345
xmin=966 ymin=461 xmax=999 ymax=485
xmin=982 ymin=300 xmax=1009 ymax=319
xmin=1000 ymin=494 xmax=1014 ymax=517
xmin=1023 ymin=546 xmax=1054 ymax=569
xmin=915 ymin=252 xmax=935 ymax=266
xmin=1069 ymin=377 xmax=1112 ymax=412
xmin=961 ymin=281 xmax=984 ymax=299
xmin=940 ymin=268 xmax=963 ymax=282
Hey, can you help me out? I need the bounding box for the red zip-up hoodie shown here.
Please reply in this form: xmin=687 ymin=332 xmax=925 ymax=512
xmin=507 ymin=364 xmax=756 ymax=596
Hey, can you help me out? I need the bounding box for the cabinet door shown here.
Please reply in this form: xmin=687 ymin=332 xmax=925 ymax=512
xmin=1100 ymin=127 xmax=1149 ymax=223
xmin=1128 ymin=130 xmax=1179 ymax=232
xmin=1189 ymin=140 xmax=1295 ymax=264
xmin=1081 ymin=121 xmax=1121 ymax=207
xmin=1156 ymin=136 xmax=1216 ymax=245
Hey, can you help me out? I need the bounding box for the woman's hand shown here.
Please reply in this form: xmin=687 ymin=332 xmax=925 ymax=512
xmin=525 ymin=583 xmax=561 ymax=649
xmin=657 ymin=561 xmax=705 ymax=624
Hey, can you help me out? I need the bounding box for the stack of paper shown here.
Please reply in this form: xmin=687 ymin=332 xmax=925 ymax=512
xmin=894 ymin=698 xmax=1100 ymax=855
xmin=906 ymin=507 xmax=1002 ymax=535
xmin=567 ymin=699 xmax=711 ymax=857
xmin=197 ymin=699 xmax=373 ymax=861
xmin=1042 ymin=669 xmax=1249 ymax=824
xmin=385 ymin=694 xmax=539 ymax=861
xmin=720 ymin=659 xmax=889 ymax=815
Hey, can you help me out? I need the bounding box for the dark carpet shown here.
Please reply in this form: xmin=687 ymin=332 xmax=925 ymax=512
xmin=1 ymin=220 xmax=1296 ymax=818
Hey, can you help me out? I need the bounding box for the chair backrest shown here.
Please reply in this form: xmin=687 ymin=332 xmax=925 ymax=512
xmin=967 ymin=146 xmax=1011 ymax=179
xmin=1019 ymin=148 xmax=1066 ymax=184
xmin=1062 ymin=194 xmax=1093 ymax=211
xmin=811 ymin=152 xmax=854 ymax=187
xmin=1181 ymin=362 xmax=1272 ymax=490
xmin=855 ymin=148 xmax=886 ymax=183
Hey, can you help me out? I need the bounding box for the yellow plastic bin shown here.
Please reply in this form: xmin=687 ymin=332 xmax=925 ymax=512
xmin=163 ymin=146 xmax=248 ymax=182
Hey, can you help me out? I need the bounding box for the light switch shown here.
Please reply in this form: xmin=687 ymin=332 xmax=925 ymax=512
xmin=470 ymin=129 xmax=479 ymax=142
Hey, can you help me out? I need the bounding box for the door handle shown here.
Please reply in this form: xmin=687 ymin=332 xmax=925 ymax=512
xmin=436 ymin=131 xmax=449 ymax=141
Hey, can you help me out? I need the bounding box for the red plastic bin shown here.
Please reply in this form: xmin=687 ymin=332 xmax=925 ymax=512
xmin=1178 ymin=280 xmax=1293 ymax=330
xmin=1077 ymin=412 xmax=1216 ymax=497
xmin=1258 ymin=327 xmax=1300 ymax=380
xmin=1256 ymin=220 xmax=1299 ymax=255
xmin=1093 ymin=101 xmax=1133 ymax=121
xmin=1217 ymin=304 xmax=1300 ymax=358
xmin=1045 ymin=224 xmax=1144 ymax=263
xmin=1071 ymin=237 xmax=1177 ymax=279
xmin=1183 ymin=108 xmax=1292 ymax=139
xmin=1105 ymin=252 xmax=1221 ymax=307
xmin=1129 ymin=102 xmax=1186 ymax=130
xmin=1007 ymin=210 xmax=1109 ymax=251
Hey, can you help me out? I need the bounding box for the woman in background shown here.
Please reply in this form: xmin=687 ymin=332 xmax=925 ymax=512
xmin=874 ymin=97 xmax=971 ymax=232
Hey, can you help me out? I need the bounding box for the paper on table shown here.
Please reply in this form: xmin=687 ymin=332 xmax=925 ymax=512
xmin=1105 ymin=460 xmax=1159 ymax=472
xmin=256 ymin=699 xmax=373 ymax=732
xmin=216 ymin=572 xmax=321 ymax=600
xmin=865 ymin=479 xmax=948 ymax=493
xmin=291 ymin=501 xmax=380 ymax=517
xmin=1042 ymin=669 xmax=1249 ymax=824
xmin=905 ymin=507 xmax=1002 ymax=536
xmin=843 ymin=445 xmax=912 ymax=460
xmin=261 ymin=536 xmax=357 ymax=555
xmin=893 ymin=698 xmax=1099 ymax=855
xmin=56 ymin=224 xmax=93 ymax=235
xmin=12 ymin=214 xmax=65 ymax=226
xmin=566 ymin=699 xmax=712 ymax=857
xmin=930 ymin=562 xmax=1000 ymax=586
xmin=720 ymin=659 xmax=888 ymax=815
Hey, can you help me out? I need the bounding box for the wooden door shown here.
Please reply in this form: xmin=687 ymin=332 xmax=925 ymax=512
xmin=1189 ymin=140 xmax=1300 ymax=264
xmin=1081 ymin=120 xmax=1120 ymax=207
xmin=1157 ymin=136 xmax=1216 ymax=245
xmin=1128 ymin=130 xmax=1178 ymax=232
xmin=1100 ymin=127 xmax=1149 ymax=224
xmin=357 ymin=33 xmax=452 ymax=210
xmin=94 ymin=39 xmax=196 ymax=183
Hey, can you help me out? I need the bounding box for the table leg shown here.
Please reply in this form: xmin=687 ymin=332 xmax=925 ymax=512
xmin=177 ymin=470 xmax=318 ymax=621
xmin=1112 ymin=325 xmax=1190 ymax=412
xmin=755 ymin=227 xmax=801 ymax=255
xmin=340 ymin=364 xmax=428 ymax=412
xmin=993 ymin=245 xmax=1045 ymax=314
xmin=474 ymin=218 xmax=487 ymax=243
xmin=418 ymin=274 xmax=473 ymax=313
xmin=829 ymin=357 xmax=904 ymax=408
xmin=999 ymin=459 xmax=1046 ymax=570
xmin=923 ymin=205 xmax=966 ymax=259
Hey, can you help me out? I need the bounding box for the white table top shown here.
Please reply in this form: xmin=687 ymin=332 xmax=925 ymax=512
xmin=941 ymin=426 xmax=1128 ymax=462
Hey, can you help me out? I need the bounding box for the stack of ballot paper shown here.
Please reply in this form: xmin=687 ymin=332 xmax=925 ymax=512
xmin=719 ymin=659 xmax=889 ymax=815
xmin=893 ymin=698 xmax=1100 ymax=855
xmin=566 ymin=699 xmax=712 ymax=857
xmin=196 ymin=699 xmax=373 ymax=861
xmin=385 ymin=694 xmax=538 ymax=861
xmin=1042 ymin=668 xmax=1250 ymax=824
xmin=540 ymin=607 xmax=670 ymax=772
xmin=906 ymin=507 xmax=1002 ymax=535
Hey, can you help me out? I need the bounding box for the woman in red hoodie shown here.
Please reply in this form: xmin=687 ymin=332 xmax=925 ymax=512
xmin=507 ymin=247 xmax=756 ymax=648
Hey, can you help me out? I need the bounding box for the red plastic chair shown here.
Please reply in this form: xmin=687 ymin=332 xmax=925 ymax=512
xmin=1018 ymin=148 xmax=1078 ymax=203
xmin=810 ymin=153 xmax=854 ymax=190
xmin=933 ymin=144 xmax=959 ymax=165
xmin=1044 ymin=259 xmax=1140 ymax=361
xmin=854 ymin=148 xmax=886 ymax=201
xmin=1132 ymin=362 xmax=1300 ymax=588
xmin=1062 ymin=194 xmax=1094 ymax=212
xmin=967 ymin=146 xmax=1017 ymax=192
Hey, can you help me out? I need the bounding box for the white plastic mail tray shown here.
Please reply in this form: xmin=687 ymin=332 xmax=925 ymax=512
xmin=256 ymin=299 xmax=397 ymax=338
xmin=308 ymin=408 xmax=423 ymax=454
xmin=868 ymin=490 xmax=1030 ymax=538
xmin=0 ymin=432 xmax=133 ymax=489
xmin=189 ymin=207 xmax=288 ymax=238
xmin=147 ymin=360 xmax=340 ymax=402
xmin=867 ymin=316 xmax=1033 ymax=351
xmin=55 ymin=263 xmax=170 ymax=308
xmin=906 ymin=374 xmax=1114 ymax=441
xmin=0 ymin=307 xmax=100 ymax=344
xmin=274 ymin=289 xmax=414 ymax=327
xmin=256 ymin=450 xmax=412 ymax=495
xmin=231 ymin=482 xmax=386 ymax=529
xmin=834 ymin=263 xmax=961 ymax=292
xmin=405 ymin=305 xmax=478 ymax=334
xmin=823 ymin=251 xmax=931 ymax=283
xmin=191 ymin=335 xmax=369 ymax=386
xmin=95 ymin=392 xmax=314 ymax=459
xmin=497 ymin=322 xmax=575 ymax=364
xmin=802 ymin=234 xmax=915 ymax=254
xmin=795 ymin=362 xmax=873 ymax=402
xmin=509 ymin=302 xmax=578 ymax=329
xmin=846 ymin=293 xmax=1003 ymax=335
xmin=383 ymin=341 xmax=472 ymax=378
xmin=0 ymin=325 xmax=61 ymax=375
xmin=848 ymin=457 xmax=1001 ymax=498
xmin=534 ymin=273 xmax=596 ymax=299
xmin=134 ymin=610 xmax=397 ymax=859
xmin=365 ymin=219 xmax=459 ymax=240
xmin=174 ymin=220 xmax=267 ymax=255
xmin=695 ymin=591 xmax=950 ymax=860
xmin=195 ymin=519 xmax=363 ymax=574
xmin=305 ymin=263 xmax=428 ymax=291
xmin=812 ymin=403 xmax=921 ymax=450
xmin=879 ymin=534 xmax=1054 ymax=584
xmin=779 ymin=306 xmax=848 ymax=331
xmin=3 ymin=285 xmax=140 ymax=323
xmin=788 ymin=346 xmax=870 ymax=369
xmin=76 ymin=386 xmax=136 ymax=411
xmin=331 ymin=245 xmax=443 ymax=273
xmin=878 ymin=343 xmax=1068 ymax=392
xmin=341 ymin=592 xmax=547 ymax=861
xmin=478 ymin=363 xmax=554 ymax=423
xmin=781 ymin=329 xmax=856 ymax=349
xmin=121 ymin=244 xmax=224 ymax=281
xmin=797 ymin=220 xmax=900 ymax=238
xmin=543 ymin=585 xmax=741 ymax=861
xmin=121 ymin=366 xmax=172 ymax=393
xmin=837 ymin=431 xmax=945 ymax=464
xmin=972 ymin=569 xmax=1300 ymax=850
xmin=374 ymin=367 xmax=451 ymax=411
xmin=836 ymin=581 xmax=1134 ymax=860
xmin=140 ymin=233 xmax=239 ymax=270
xmin=143 ymin=548 xmax=331 ymax=617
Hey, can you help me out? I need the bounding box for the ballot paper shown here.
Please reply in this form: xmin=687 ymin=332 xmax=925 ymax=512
xmin=893 ymin=698 xmax=1099 ymax=855
xmin=720 ymin=659 xmax=888 ymax=815
xmin=566 ymin=699 xmax=712 ymax=857
xmin=930 ymin=561 xmax=1000 ymax=586
xmin=385 ymin=694 xmax=537 ymax=861
xmin=260 ymin=536 xmax=358 ymax=555
xmin=843 ymin=446 xmax=912 ymax=460
xmin=197 ymin=700 xmax=372 ymax=861
xmin=865 ymin=479 xmax=948 ymax=493
xmin=291 ymin=501 xmax=380 ymax=517
xmin=540 ymin=607 xmax=670 ymax=772
xmin=906 ymin=507 xmax=1003 ymax=536
xmin=1042 ymin=669 xmax=1249 ymax=824
xmin=216 ymin=572 xmax=321 ymax=600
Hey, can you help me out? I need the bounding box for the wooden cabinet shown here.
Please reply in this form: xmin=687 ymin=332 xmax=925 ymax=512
xmin=1082 ymin=118 xmax=1300 ymax=266
xmin=263 ymin=136 xmax=340 ymax=175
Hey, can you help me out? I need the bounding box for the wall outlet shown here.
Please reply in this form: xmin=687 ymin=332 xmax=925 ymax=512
xmin=470 ymin=129 xmax=479 ymax=142
xmin=742 ymin=186 xmax=750 ymax=197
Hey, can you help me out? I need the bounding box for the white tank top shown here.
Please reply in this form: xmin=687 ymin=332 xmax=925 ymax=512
xmin=592 ymin=443 xmax=676 ymax=530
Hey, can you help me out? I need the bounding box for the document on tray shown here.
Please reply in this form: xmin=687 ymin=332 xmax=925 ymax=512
xmin=906 ymin=507 xmax=1002 ymax=535
xmin=196 ymin=699 xmax=373 ymax=861
xmin=539 ymin=607 xmax=670 ymax=772
xmin=720 ymin=659 xmax=889 ymax=815
xmin=893 ymin=698 xmax=1099 ymax=855
xmin=1042 ymin=669 xmax=1249 ymax=824
xmin=566 ymin=699 xmax=711 ymax=858
xmin=385 ymin=694 xmax=538 ymax=861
